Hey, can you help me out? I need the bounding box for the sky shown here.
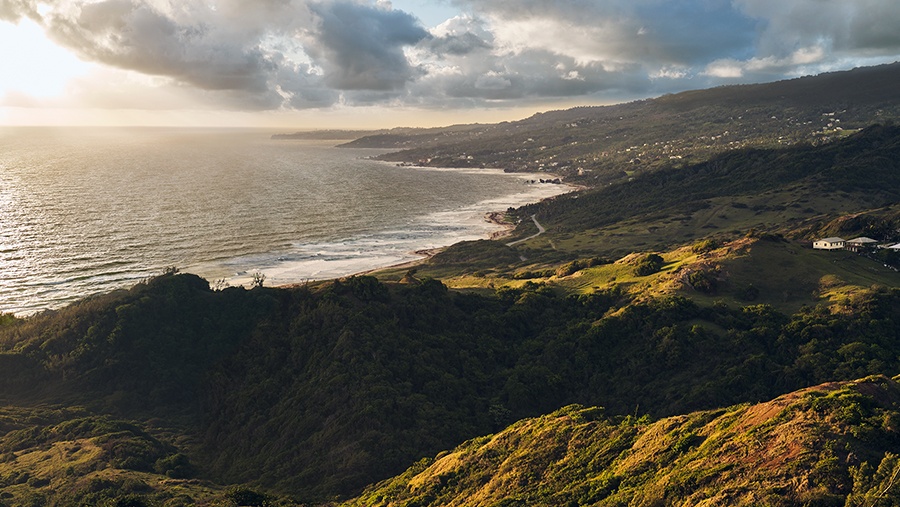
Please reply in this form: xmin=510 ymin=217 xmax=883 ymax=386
xmin=1 ymin=0 xmax=899 ymax=128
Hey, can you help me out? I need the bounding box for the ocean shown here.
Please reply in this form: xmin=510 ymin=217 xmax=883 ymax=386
xmin=0 ymin=127 xmax=568 ymax=315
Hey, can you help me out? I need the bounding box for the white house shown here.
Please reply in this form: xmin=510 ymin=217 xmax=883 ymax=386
xmin=813 ymin=237 xmax=845 ymax=250
xmin=846 ymin=237 xmax=879 ymax=252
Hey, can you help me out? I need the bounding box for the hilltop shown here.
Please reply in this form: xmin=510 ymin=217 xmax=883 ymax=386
xmin=347 ymin=375 xmax=900 ymax=507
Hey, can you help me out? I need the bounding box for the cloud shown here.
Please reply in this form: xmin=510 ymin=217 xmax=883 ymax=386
xmin=4 ymin=0 xmax=431 ymax=109
xmin=425 ymin=14 xmax=492 ymax=56
xmin=3 ymin=0 xmax=900 ymax=115
xmin=703 ymin=46 xmax=829 ymax=80
xmin=302 ymin=1 xmax=430 ymax=90
xmin=44 ymin=0 xmax=280 ymax=93
xmin=0 ymin=0 xmax=37 ymax=22
xmin=734 ymin=0 xmax=900 ymax=57
xmin=454 ymin=0 xmax=756 ymax=66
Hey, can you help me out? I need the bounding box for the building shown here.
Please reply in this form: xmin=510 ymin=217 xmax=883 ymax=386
xmin=813 ymin=237 xmax=845 ymax=250
xmin=845 ymin=237 xmax=879 ymax=252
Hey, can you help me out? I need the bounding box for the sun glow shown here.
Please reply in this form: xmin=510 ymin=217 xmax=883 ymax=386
xmin=0 ymin=19 xmax=91 ymax=99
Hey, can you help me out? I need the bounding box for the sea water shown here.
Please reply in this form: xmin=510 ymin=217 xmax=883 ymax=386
xmin=0 ymin=127 xmax=568 ymax=315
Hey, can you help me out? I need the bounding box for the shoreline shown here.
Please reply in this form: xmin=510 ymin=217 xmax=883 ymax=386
xmin=348 ymin=209 xmax=523 ymax=280
xmin=197 ymin=163 xmax=578 ymax=290
xmin=485 ymin=211 xmax=518 ymax=240
xmin=281 ymin=176 xmax=576 ymax=285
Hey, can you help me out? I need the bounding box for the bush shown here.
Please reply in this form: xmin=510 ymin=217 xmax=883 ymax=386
xmin=687 ymin=271 xmax=718 ymax=294
xmin=738 ymin=284 xmax=760 ymax=301
xmin=154 ymin=453 xmax=194 ymax=479
xmin=691 ymin=239 xmax=719 ymax=254
xmin=634 ymin=254 xmax=665 ymax=276
xmin=224 ymin=487 xmax=269 ymax=507
xmin=556 ymin=257 xmax=609 ymax=277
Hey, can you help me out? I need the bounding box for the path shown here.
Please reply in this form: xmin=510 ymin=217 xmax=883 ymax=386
xmin=506 ymin=215 xmax=546 ymax=247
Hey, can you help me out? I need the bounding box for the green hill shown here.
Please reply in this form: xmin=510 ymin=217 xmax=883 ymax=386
xmin=380 ymin=125 xmax=900 ymax=312
xmin=347 ymin=375 xmax=900 ymax=507
xmin=513 ymin=124 xmax=900 ymax=246
xmin=342 ymin=63 xmax=900 ymax=185
xmin=1 ymin=272 xmax=898 ymax=503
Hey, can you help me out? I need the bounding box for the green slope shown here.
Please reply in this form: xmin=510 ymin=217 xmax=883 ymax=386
xmin=382 ymin=126 xmax=900 ymax=310
xmin=347 ymin=375 xmax=900 ymax=507
xmin=1 ymin=273 xmax=899 ymax=501
xmin=514 ymin=124 xmax=900 ymax=243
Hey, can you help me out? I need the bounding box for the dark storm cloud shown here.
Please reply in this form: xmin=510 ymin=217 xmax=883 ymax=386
xmin=735 ymin=0 xmax=900 ymax=56
xmin=303 ymin=1 xmax=430 ymax=90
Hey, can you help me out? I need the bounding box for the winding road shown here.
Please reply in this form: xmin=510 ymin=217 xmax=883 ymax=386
xmin=506 ymin=215 xmax=546 ymax=247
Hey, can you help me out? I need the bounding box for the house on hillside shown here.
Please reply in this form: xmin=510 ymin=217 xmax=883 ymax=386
xmin=813 ymin=237 xmax=846 ymax=250
xmin=845 ymin=237 xmax=879 ymax=252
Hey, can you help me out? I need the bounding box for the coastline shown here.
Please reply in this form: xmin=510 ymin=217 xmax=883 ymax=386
xmin=2 ymin=131 xmax=575 ymax=316
xmin=189 ymin=163 xmax=576 ymax=290
xmin=486 ymin=211 xmax=518 ymax=240
xmin=349 ymin=209 xmax=521 ymax=279
xmin=295 ymin=172 xmax=575 ymax=284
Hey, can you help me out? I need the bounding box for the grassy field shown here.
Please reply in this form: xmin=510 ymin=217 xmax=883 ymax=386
xmin=375 ymin=229 xmax=898 ymax=316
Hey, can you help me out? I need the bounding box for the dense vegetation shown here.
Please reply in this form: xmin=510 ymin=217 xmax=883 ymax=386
xmin=1 ymin=270 xmax=898 ymax=503
xmin=349 ymin=376 xmax=900 ymax=506
xmin=1 ymin=63 xmax=899 ymax=505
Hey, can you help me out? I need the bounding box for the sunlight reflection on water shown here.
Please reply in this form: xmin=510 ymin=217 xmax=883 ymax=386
xmin=0 ymin=127 xmax=568 ymax=315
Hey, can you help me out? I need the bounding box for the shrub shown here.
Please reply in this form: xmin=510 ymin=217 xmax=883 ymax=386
xmin=738 ymin=284 xmax=760 ymax=301
xmin=634 ymin=254 xmax=665 ymax=276
xmin=691 ymin=239 xmax=719 ymax=254
xmin=687 ymin=271 xmax=718 ymax=294
xmin=556 ymin=257 xmax=608 ymax=277
xmin=224 ymin=487 xmax=269 ymax=507
xmin=154 ymin=453 xmax=194 ymax=479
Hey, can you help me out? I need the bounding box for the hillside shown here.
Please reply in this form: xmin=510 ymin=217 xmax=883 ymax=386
xmin=514 ymin=123 xmax=900 ymax=243
xmin=347 ymin=375 xmax=900 ymax=507
xmin=0 ymin=271 xmax=898 ymax=503
xmin=341 ymin=63 xmax=900 ymax=185
xmin=376 ymin=125 xmax=900 ymax=312
xmin=1 ymin=63 xmax=898 ymax=506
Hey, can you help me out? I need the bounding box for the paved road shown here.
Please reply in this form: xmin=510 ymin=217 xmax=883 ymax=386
xmin=506 ymin=215 xmax=546 ymax=247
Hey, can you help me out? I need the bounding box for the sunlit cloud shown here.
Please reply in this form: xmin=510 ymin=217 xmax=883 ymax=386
xmin=0 ymin=0 xmax=899 ymax=125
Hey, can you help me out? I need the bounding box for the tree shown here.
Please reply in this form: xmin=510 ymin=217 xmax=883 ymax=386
xmin=251 ymin=272 xmax=266 ymax=288
xmin=634 ymin=253 xmax=665 ymax=276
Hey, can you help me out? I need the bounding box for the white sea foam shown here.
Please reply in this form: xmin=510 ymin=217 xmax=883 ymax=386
xmin=202 ymin=170 xmax=571 ymax=288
